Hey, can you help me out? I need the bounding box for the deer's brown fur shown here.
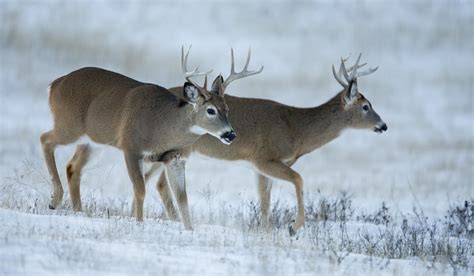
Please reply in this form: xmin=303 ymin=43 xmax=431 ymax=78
xmin=41 ymin=64 xmax=233 ymax=230
xmin=147 ymin=54 xmax=387 ymax=235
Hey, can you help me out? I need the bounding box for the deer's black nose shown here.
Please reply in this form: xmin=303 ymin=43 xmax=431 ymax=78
xmin=221 ymin=131 xmax=236 ymax=143
xmin=381 ymin=123 xmax=388 ymax=131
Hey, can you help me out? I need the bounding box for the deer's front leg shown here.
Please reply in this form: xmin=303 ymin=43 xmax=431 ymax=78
xmin=165 ymin=155 xmax=193 ymax=230
xmin=124 ymin=151 xmax=146 ymax=222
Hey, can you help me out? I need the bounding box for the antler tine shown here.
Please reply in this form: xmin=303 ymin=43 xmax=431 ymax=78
xmin=333 ymin=54 xmax=366 ymax=88
xmin=230 ymin=48 xmax=236 ymax=74
xmin=349 ymin=53 xmax=362 ymax=81
xmin=354 ymin=66 xmax=378 ymax=78
xmin=223 ymin=47 xmax=264 ymax=90
xmin=181 ymin=45 xmax=213 ymax=80
xmin=347 ymin=62 xmax=367 ymax=72
xmin=181 ymin=45 xmax=213 ymax=99
xmin=333 ymin=53 xmax=378 ymax=88
xmin=337 ymin=59 xmax=345 ymax=80
xmin=203 ymin=74 xmax=208 ymax=89
xmin=340 ymin=58 xmax=351 ymax=83
xmin=246 ymin=47 xmax=264 ymax=75
xmin=332 ymin=64 xmax=348 ymax=88
xmin=243 ymin=47 xmax=252 ymax=71
xmin=181 ymin=45 xmax=193 ymax=78
xmin=342 ymin=53 xmax=351 ymax=62
xmin=339 ymin=53 xmax=364 ymax=74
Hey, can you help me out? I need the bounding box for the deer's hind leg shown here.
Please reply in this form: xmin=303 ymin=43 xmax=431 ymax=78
xmin=165 ymin=156 xmax=192 ymax=230
xmin=156 ymin=171 xmax=179 ymax=221
xmin=66 ymin=144 xmax=91 ymax=211
xmin=257 ymin=174 xmax=273 ymax=229
xmin=255 ymin=160 xmax=304 ymax=236
xmin=144 ymin=162 xmax=161 ymax=183
xmin=144 ymin=155 xmax=180 ymax=221
xmin=144 ymin=162 xmax=179 ymax=221
xmin=40 ymin=129 xmax=81 ymax=209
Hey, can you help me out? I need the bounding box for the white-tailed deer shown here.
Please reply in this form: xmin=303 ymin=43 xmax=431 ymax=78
xmin=40 ymin=46 xmax=246 ymax=229
xmin=146 ymin=54 xmax=387 ymax=235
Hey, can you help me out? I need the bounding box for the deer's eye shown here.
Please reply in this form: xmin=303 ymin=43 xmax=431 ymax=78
xmin=363 ymin=105 xmax=370 ymax=111
xmin=207 ymin=108 xmax=216 ymax=115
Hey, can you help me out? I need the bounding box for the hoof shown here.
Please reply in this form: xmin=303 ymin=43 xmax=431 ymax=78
xmin=48 ymin=204 xmax=55 ymax=210
xmin=289 ymin=225 xmax=296 ymax=236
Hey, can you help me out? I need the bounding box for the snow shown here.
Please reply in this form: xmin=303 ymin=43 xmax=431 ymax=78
xmin=0 ymin=209 xmax=461 ymax=275
xmin=1 ymin=0 xmax=473 ymax=274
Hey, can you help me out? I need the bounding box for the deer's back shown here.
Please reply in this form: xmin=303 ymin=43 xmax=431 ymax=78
xmin=48 ymin=67 xmax=179 ymax=148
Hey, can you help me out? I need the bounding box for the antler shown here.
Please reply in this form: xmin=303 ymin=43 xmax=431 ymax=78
xmin=181 ymin=45 xmax=213 ymax=99
xmin=222 ymin=47 xmax=264 ymax=90
xmin=332 ymin=53 xmax=378 ymax=88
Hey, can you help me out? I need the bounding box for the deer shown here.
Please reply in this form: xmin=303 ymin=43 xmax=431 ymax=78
xmin=145 ymin=53 xmax=387 ymax=235
xmin=40 ymin=46 xmax=260 ymax=230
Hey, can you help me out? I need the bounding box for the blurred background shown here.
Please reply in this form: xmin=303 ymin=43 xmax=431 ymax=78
xmin=0 ymin=0 xmax=472 ymax=218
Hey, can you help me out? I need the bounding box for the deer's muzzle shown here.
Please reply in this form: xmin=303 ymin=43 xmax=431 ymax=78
xmin=221 ymin=131 xmax=237 ymax=144
xmin=374 ymin=122 xmax=388 ymax=133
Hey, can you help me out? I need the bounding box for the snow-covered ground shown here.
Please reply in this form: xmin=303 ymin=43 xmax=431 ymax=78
xmin=1 ymin=208 xmax=464 ymax=275
xmin=1 ymin=0 xmax=473 ymax=274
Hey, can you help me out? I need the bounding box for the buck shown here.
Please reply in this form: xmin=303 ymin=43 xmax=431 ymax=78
xmin=40 ymin=47 xmax=260 ymax=229
xmin=146 ymin=54 xmax=387 ymax=235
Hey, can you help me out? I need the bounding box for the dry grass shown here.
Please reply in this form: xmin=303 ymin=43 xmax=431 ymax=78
xmin=2 ymin=161 xmax=471 ymax=273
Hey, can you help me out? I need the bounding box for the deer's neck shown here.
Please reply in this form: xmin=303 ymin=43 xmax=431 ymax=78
xmin=149 ymin=102 xmax=202 ymax=152
xmin=293 ymin=93 xmax=348 ymax=155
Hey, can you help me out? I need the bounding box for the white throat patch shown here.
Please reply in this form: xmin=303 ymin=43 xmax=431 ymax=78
xmin=189 ymin=126 xmax=208 ymax=135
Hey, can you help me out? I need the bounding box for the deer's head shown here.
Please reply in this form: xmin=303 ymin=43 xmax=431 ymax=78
xmin=181 ymin=46 xmax=263 ymax=144
xmin=332 ymin=54 xmax=387 ymax=134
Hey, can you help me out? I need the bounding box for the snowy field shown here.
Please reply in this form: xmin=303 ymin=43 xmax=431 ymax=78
xmin=0 ymin=0 xmax=473 ymax=275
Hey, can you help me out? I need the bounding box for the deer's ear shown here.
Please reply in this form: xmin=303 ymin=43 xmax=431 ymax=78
xmin=343 ymin=81 xmax=358 ymax=106
xmin=211 ymin=75 xmax=224 ymax=95
xmin=183 ymin=82 xmax=201 ymax=103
